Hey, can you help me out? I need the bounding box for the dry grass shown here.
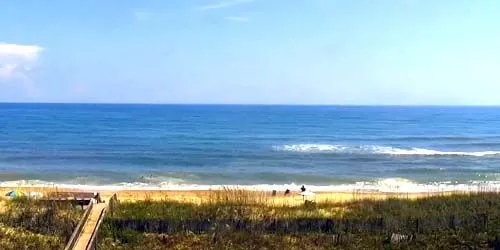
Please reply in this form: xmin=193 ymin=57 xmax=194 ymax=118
xmin=0 ymin=224 xmax=63 ymax=250
xmin=99 ymin=190 xmax=500 ymax=249
xmin=0 ymin=197 xmax=84 ymax=249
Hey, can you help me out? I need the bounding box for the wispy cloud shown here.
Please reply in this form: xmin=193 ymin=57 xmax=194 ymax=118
xmin=0 ymin=63 xmax=20 ymax=79
xmin=133 ymin=9 xmax=151 ymax=21
xmin=225 ymin=16 xmax=250 ymax=22
xmin=199 ymin=0 xmax=255 ymax=10
xmin=0 ymin=43 xmax=43 ymax=81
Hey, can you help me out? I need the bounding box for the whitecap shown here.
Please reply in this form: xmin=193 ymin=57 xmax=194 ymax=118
xmin=274 ymin=144 xmax=500 ymax=157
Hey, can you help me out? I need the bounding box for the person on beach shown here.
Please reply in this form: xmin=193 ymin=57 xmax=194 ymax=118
xmin=284 ymin=189 xmax=291 ymax=195
xmin=301 ymin=185 xmax=306 ymax=192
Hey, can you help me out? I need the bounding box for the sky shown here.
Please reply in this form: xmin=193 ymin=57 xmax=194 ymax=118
xmin=0 ymin=0 xmax=499 ymax=105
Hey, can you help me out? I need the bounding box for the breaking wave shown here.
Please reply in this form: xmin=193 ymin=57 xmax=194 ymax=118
xmin=274 ymin=144 xmax=500 ymax=157
xmin=2 ymin=178 xmax=500 ymax=193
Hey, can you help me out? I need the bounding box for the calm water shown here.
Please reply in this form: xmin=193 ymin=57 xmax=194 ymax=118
xmin=1 ymin=104 xmax=500 ymax=191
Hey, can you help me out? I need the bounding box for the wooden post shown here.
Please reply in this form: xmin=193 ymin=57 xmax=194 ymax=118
xmin=449 ymin=215 xmax=456 ymax=230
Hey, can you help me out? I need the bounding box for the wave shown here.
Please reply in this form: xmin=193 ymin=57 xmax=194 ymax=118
xmin=389 ymin=135 xmax=491 ymax=141
xmin=274 ymin=144 xmax=500 ymax=157
xmin=394 ymin=167 xmax=447 ymax=174
xmin=2 ymin=178 xmax=500 ymax=193
xmin=276 ymin=144 xmax=348 ymax=152
xmin=375 ymin=147 xmax=500 ymax=157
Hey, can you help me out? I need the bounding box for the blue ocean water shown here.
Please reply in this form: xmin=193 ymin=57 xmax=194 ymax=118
xmin=1 ymin=104 xmax=500 ymax=191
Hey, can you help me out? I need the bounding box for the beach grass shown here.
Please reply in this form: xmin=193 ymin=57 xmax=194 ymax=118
xmin=98 ymin=190 xmax=500 ymax=249
xmin=0 ymin=197 xmax=84 ymax=250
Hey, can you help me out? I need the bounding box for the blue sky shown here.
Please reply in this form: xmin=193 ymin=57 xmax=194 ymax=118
xmin=0 ymin=0 xmax=499 ymax=105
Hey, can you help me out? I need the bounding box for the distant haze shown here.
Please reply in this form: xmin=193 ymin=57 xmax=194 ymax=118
xmin=1 ymin=0 xmax=499 ymax=105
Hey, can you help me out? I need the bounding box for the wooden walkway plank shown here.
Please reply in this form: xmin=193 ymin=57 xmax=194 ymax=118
xmin=73 ymin=203 xmax=107 ymax=250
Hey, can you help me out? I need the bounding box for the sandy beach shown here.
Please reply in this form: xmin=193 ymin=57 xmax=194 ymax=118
xmin=0 ymin=186 xmax=466 ymax=206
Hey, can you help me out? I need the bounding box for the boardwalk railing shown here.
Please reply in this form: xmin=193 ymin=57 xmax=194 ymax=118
xmin=64 ymin=200 xmax=94 ymax=250
xmin=85 ymin=205 xmax=107 ymax=250
xmin=108 ymin=193 xmax=119 ymax=217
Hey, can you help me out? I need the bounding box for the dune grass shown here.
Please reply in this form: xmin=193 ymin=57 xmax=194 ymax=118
xmin=0 ymin=197 xmax=84 ymax=250
xmin=0 ymin=224 xmax=64 ymax=250
xmin=98 ymin=190 xmax=500 ymax=249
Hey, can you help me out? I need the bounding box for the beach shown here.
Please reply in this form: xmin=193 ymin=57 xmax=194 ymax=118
xmin=0 ymin=186 xmax=465 ymax=206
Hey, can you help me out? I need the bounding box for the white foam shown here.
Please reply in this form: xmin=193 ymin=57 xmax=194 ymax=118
xmin=275 ymin=144 xmax=500 ymax=157
xmin=274 ymin=144 xmax=346 ymax=152
xmin=136 ymin=175 xmax=186 ymax=185
xmin=377 ymin=147 xmax=500 ymax=157
xmin=2 ymin=178 xmax=500 ymax=193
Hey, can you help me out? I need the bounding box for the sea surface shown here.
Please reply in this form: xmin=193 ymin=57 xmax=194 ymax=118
xmin=1 ymin=104 xmax=500 ymax=192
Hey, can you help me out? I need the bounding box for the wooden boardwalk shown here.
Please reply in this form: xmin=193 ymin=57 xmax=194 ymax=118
xmin=72 ymin=202 xmax=107 ymax=250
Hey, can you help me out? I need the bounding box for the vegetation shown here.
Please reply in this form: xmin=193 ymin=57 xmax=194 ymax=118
xmin=98 ymin=191 xmax=500 ymax=249
xmin=0 ymin=224 xmax=63 ymax=250
xmin=0 ymin=198 xmax=84 ymax=250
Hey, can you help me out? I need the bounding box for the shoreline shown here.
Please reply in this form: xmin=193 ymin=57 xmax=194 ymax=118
xmin=1 ymin=179 xmax=498 ymax=193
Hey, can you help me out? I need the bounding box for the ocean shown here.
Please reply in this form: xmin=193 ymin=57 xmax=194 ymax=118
xmin=1 ymin=103 xmax=500 ymax=192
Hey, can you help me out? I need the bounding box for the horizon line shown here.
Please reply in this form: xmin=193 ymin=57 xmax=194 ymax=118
xmin=1 ymin=102 xmax=500 ymax=107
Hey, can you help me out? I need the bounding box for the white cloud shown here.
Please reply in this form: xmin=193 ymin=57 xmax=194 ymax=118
xmin=225 ymin=16 xmax=249 ymax=22
xmin=0 ymin=43 xmax=42 ymax=81
xmin=0 ymin=43 xmax=42 ymax=60
xmin=199 ymin=0 xmax=255 ymax=10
